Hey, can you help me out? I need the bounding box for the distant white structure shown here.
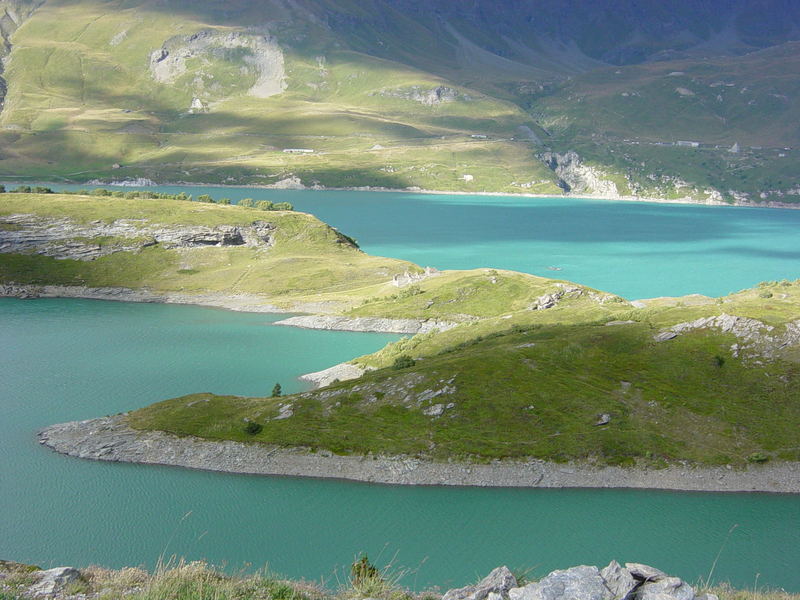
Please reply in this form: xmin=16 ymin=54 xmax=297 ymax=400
xmin=729 ymin=142 xmax=740 ymax=154
xmin=283 ymin=148 xmax=314 ymax=154
xmin=676 ymin=140 xmax=699 ymax=147
xmin=461 ymin=174 xmax=474 ymax=182
xmin=470 ymin=134 xmax=488 ymax=139
xmin=392 ymin=266 xmax=439 ymax=287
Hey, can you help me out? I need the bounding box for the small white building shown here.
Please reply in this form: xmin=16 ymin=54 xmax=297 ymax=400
xmin=676 ymin=140 xmax=700 ymax=147
xmin=282 ymin=148 xmax=314 ymax=154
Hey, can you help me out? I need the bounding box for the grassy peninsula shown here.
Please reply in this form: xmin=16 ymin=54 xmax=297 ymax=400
xmin=129 ymin=283 xmax=800 ymax=467
xmin=4 ymin=192 xmax=800 ymax=471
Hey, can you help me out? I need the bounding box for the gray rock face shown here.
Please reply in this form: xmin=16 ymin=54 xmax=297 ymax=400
xmin=655 ymin=313 xmax=800 ymax=359
xmin=539 ymin=151 xmax=620 ymax=197
xmin=625 ymin=563 xmax=667 ymax=582
xmin=0 ymin=214 xmax=275 ymax=261
xmin=600 ymin=561 xmax=637 ymax=600
xmin=637 ymin=577 xmax=694 ymax=600
xmin=29 ymin=567 xmax=80 ymax=596
xmin=442 ymin=566 xmax=518 ymax=600
xmin=509 ymin=566 xmax=611 ymax=600
xmin=653 ymin=331 xmax=678 ymax=342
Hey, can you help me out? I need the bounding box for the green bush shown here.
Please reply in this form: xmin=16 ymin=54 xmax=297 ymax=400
xmin=238 ymin=198 xmax=254 ymax=208
xmin=272 ymin=383 xmax=282 ymax=397
xmin=244 ymin=421 xmax=263 ymax=435
xmin=273 ymin=201 xmax=294 ymax=211
xmin=218 ymin=197 xmax=231 ymax=205
xmin=392 ymin=355 xmax=416 ymax=370
xmin=196 ymin=194 xmax=214 ymax=203
xmin=747 ymin=452 xmax=770 ymax=463
xmin=255 ymin=200 xmax=274 ymax=211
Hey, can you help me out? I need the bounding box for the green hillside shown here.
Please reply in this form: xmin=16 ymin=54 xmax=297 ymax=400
xmin=4 ymin=192 xmax=799 ymax=467
xmin=130 ymin=280 xmax=800 ymax=466
xmin=0 ymin=0 xmax=798 ymax=202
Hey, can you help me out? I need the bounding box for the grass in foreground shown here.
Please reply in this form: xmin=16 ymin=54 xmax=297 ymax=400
xmin=2 ymin=559 xmax=798 ymax=600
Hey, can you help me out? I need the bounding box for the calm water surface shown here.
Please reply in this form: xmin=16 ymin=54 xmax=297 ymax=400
xmin=2 ymin=299 xmax=799 ymax=590
xmin=18 ymin=184 xmax=800 ymax=299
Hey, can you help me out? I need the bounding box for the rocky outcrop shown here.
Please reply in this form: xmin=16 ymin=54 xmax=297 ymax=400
xmin=510 ymin=565 xmax=610 ymax=600
xmin=392 ymin=266 xmax=439 ymax=287
xmin=150 ymin=29 xmax=286 ymax=104
xmin=86 ymin=178 xmax=157 ymax=187
xmin=531 ymin=283 xmax=585 ymax=310
xmin=496 ymin=562 xmax=695 ymax=600
xmin=274 ymin=315 xmax=457 ymax=334
xmin=539 ymin=151 xmax=620 ymax=197
xmin=375 ymin=85 xmax=461 ymax=105
xmin=0 ymin=214 xmax=275 ymax=260
xmin=443 ymin=566 xmax=517 ymax=600
xmin=28 ymin=567 xmax=81 ymax=596
xmin=37 ymin=415 xmax=800 ymax=491
xmin=654 ymin=313 xmax=800 ymax=359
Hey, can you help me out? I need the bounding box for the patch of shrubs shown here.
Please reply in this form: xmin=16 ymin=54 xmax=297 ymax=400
xmin=747 ymin=452 xmax=770 ymax=463
xmin=392 ymin=355 xmax=416 ymax=370
xmin=244 ymin=421 xmax=263 ymax=435
xmin=13 ymin=186 xmax=296 ymax=210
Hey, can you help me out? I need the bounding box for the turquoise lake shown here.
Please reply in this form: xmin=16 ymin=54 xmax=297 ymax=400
xmin=17 ymin=184 xmax=800 ymax=299
xmin=2 ymin=186 xmax=800 ymax=590
xmin=2 ymin=299 xmax=799 ymax=592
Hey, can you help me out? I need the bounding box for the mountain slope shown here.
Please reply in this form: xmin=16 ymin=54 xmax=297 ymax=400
xmin=0 ymin=0 xmax=798 ymax=201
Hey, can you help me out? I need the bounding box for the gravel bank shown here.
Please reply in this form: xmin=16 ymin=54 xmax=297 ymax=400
xmin=0 ymin=284 xmax=286 ymax=313
xmin=299 ymin=362 xmax=366 ymax=388
xmin=273 ymin=315 xmax=457 ymax=334
xmin=38 ymin=415 xmax=800 ymax=492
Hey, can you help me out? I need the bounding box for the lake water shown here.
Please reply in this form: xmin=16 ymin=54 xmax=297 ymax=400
xmin=1 ymin=298 xmax=799 ymax=591
xmin=13 ymin=184 xmax=800 ymax=299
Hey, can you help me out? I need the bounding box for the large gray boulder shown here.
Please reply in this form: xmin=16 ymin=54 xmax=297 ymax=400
xmin=637 ymin=577 xmax=694 ymax=600
xmin=601 ymin=561 xmax=638 ymax=600
xmin=509 ymin=566 xmax=612 ymax=600
xmin=625 ymin=563 xmax=667 ymax=582
xmin=443 ymin=566 xmax=518 ymax=600
xmin=29 ymin=567 xmax=80 ymax=596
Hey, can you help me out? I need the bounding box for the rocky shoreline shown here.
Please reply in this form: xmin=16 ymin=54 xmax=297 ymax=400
xmin=38 ymin=415 xmax=800 ymax=493
xmin=0 ymin=285 xmax=450 ymax=336
xmin=0 ymin=283 xmax=293 ymax=312
xmin=274 ymin=314 xmax=457 ymax=334
xmin=13 ymin=178 xmax=800 ymax=209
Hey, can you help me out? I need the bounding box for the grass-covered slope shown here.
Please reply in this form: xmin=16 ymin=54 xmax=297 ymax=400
xmin=7 ymin=194 xmax=799 ymax=467
xmin=129 ymin=281 xmax=800 ymax=467
xmin=536 ymin=43 xmax=800 ymax=202
xmin=0 ymin=192 xmax=421 ymax=307
xmin=0 ymin=192 xmax=610 ymax=320
xmin=0 ymin=0 xmax=561 ymax=194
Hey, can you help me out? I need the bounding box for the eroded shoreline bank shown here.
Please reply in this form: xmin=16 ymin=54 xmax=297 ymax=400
xmin=8 ymin=177 xmax=800 ymax=210
xmin=38 ymin=415 xmax=800 ymax=493
xmin=0 ymin=284 xmax=442 ymax=332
